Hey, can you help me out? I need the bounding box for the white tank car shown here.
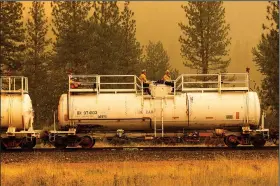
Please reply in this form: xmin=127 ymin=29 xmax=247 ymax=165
xmin=50 ymin=74 xmax=269 ymax=149
xmin=0 ymin=76 xmax=37 ymax=149
xmin=58 ymin=91 xmax=260 ymax=130
xmin=1 ymin=94 xmax=34 ymax=130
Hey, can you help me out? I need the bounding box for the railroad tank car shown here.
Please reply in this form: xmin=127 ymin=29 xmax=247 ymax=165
xmin=58 ymin=92 xmax=260 ymax=130
xmin=48 ymin=73 xmax=269 ymax=149
xmin=0 ymin=76 xmax=37 ymax=149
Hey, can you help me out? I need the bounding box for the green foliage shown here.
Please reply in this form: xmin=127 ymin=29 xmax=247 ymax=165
xmin=89 ymin=2 xmax=123 ymax=75
xmin=119 ymin=2 xmax=143 ymax=75
xmin=143 ymin=41 xmax=178 ymax=80
xmin=179 ymin=2 xmax=231 ymax=74
xmin=51 ymin=2 xmax=92 ymax=73
xmin=87 ymin=2 xmax=143 ymax=76
xmin=26 ymin=2 xmax=51 ymax=58
xmin=252 ymin=2 xmax=279 ymax=123
xmin=0 ymin=2 xmax=25 ymax=73
xmin=143 ymin=41 xmax=170 ymax=80
xmin=25 ymin=2 xmax=52 ymax=126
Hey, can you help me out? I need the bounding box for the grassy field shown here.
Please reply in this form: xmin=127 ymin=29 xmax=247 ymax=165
xmin=1 ymin=156 xmax=278 ymax=186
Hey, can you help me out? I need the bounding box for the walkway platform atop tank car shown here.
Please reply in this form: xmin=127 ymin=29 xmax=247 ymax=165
xmin=174 ymin=73 xmax=250 ymax=93
xmin=68 ymin=74 xmax=142 ymax=94
xmin=67 ymin=73 xmax=250 ymax=97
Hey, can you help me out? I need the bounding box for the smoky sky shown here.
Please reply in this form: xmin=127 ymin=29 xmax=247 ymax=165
xmin=22 ymin=2 xmax=268 ymax=88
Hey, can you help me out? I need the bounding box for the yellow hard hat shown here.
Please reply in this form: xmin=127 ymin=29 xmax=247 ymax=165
xmin=142 ymin=69 xmax=146 ymax=73
xmin=166 ymin=70 xmax=170 ymax=73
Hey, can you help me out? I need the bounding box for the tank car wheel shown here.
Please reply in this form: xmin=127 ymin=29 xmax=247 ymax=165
xmin=252 ymin=135 xmax=266 ymax=148
xmin=80 ymin=136 xmax=95 ymax=149
xmin=224 ymin=135 xmax=239 ymax=148
xmin=54 ymin=136 xmax=68 ymax=149
xmin=20 ymin=138 xmax=36 ymax=149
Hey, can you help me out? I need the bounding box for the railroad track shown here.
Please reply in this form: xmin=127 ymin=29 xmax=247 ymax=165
xmin=2 ymin=146 xmax=278 ymax=153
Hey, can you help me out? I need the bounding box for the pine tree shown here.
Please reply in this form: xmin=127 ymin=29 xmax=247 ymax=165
xmin=89 ymin=2 xmax=122 ymax=75
xmin=89 ymin=2 xmax=143 ymax=76
xmin=0 ymin=2 xmax=25 ymax=73
xmin=252 ymin=2 xmax=279 ymax=125
xmin=51 ymin=2 xmax=91 ymax=74
xmin=143 ymin=41 xmax=172 ymax=81
xmin=118 ymin=1 xmax=142 ymax=75
xmin=25 ymin=2 xmax=52 ymax=126
xmin=179 ymin=2 xmax=231 ymax=74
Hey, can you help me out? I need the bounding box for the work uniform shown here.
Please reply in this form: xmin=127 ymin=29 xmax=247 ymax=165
xmin=162 ymin=73 xmax=174 ymax=91
xmin=139 ymin=73 xmax=148 ymax=83
xmin=162 ymin=74 xmax=171 ymax=82
xmin=139 ymin=73 xmax=151 ymax=95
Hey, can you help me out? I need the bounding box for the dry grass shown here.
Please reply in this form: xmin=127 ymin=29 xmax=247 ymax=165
xmin=1 ymin=156 xmax=278 ymax=186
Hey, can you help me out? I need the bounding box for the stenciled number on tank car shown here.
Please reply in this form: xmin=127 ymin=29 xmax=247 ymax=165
xmin=76 ymin=111 xmax=97 ymax=115
xmin=88 ymin=111 xmax=98 ymax=115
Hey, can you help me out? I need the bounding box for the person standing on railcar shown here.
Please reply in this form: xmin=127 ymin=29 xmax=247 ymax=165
xmin=139 ymin=69 xmax=151 ymax=95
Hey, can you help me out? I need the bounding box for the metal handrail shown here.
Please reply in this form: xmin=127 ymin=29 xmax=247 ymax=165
xmin=0 ymin=76 xmax=28 ymax=93
xmin=68 ymin=73 xmax=249 ymax=94
xmin=221 ymin=73 xmax=249 ymax=75
xmin=183 ymin=81 xmax=219 ymax=84
xmin=173 ymin=73 xmax=249 ymax=92
xmin=100 ymin=75 xmax=136 ymax=77
xmin=99 ymin=83 xmax=135 ymax=85
xmin=70 ymin=74 xmax=98 ymax=77
xmin=68 ymin=74 xmax=144 ymax=94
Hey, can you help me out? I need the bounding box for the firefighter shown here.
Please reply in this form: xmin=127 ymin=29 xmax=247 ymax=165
xmin=139 ymin=69 xmax=151 ymax=95
xmin=162 ymin=70 xmax=171 ymax=82
xmin=162 ymin=70 xmax=174 ymax=91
